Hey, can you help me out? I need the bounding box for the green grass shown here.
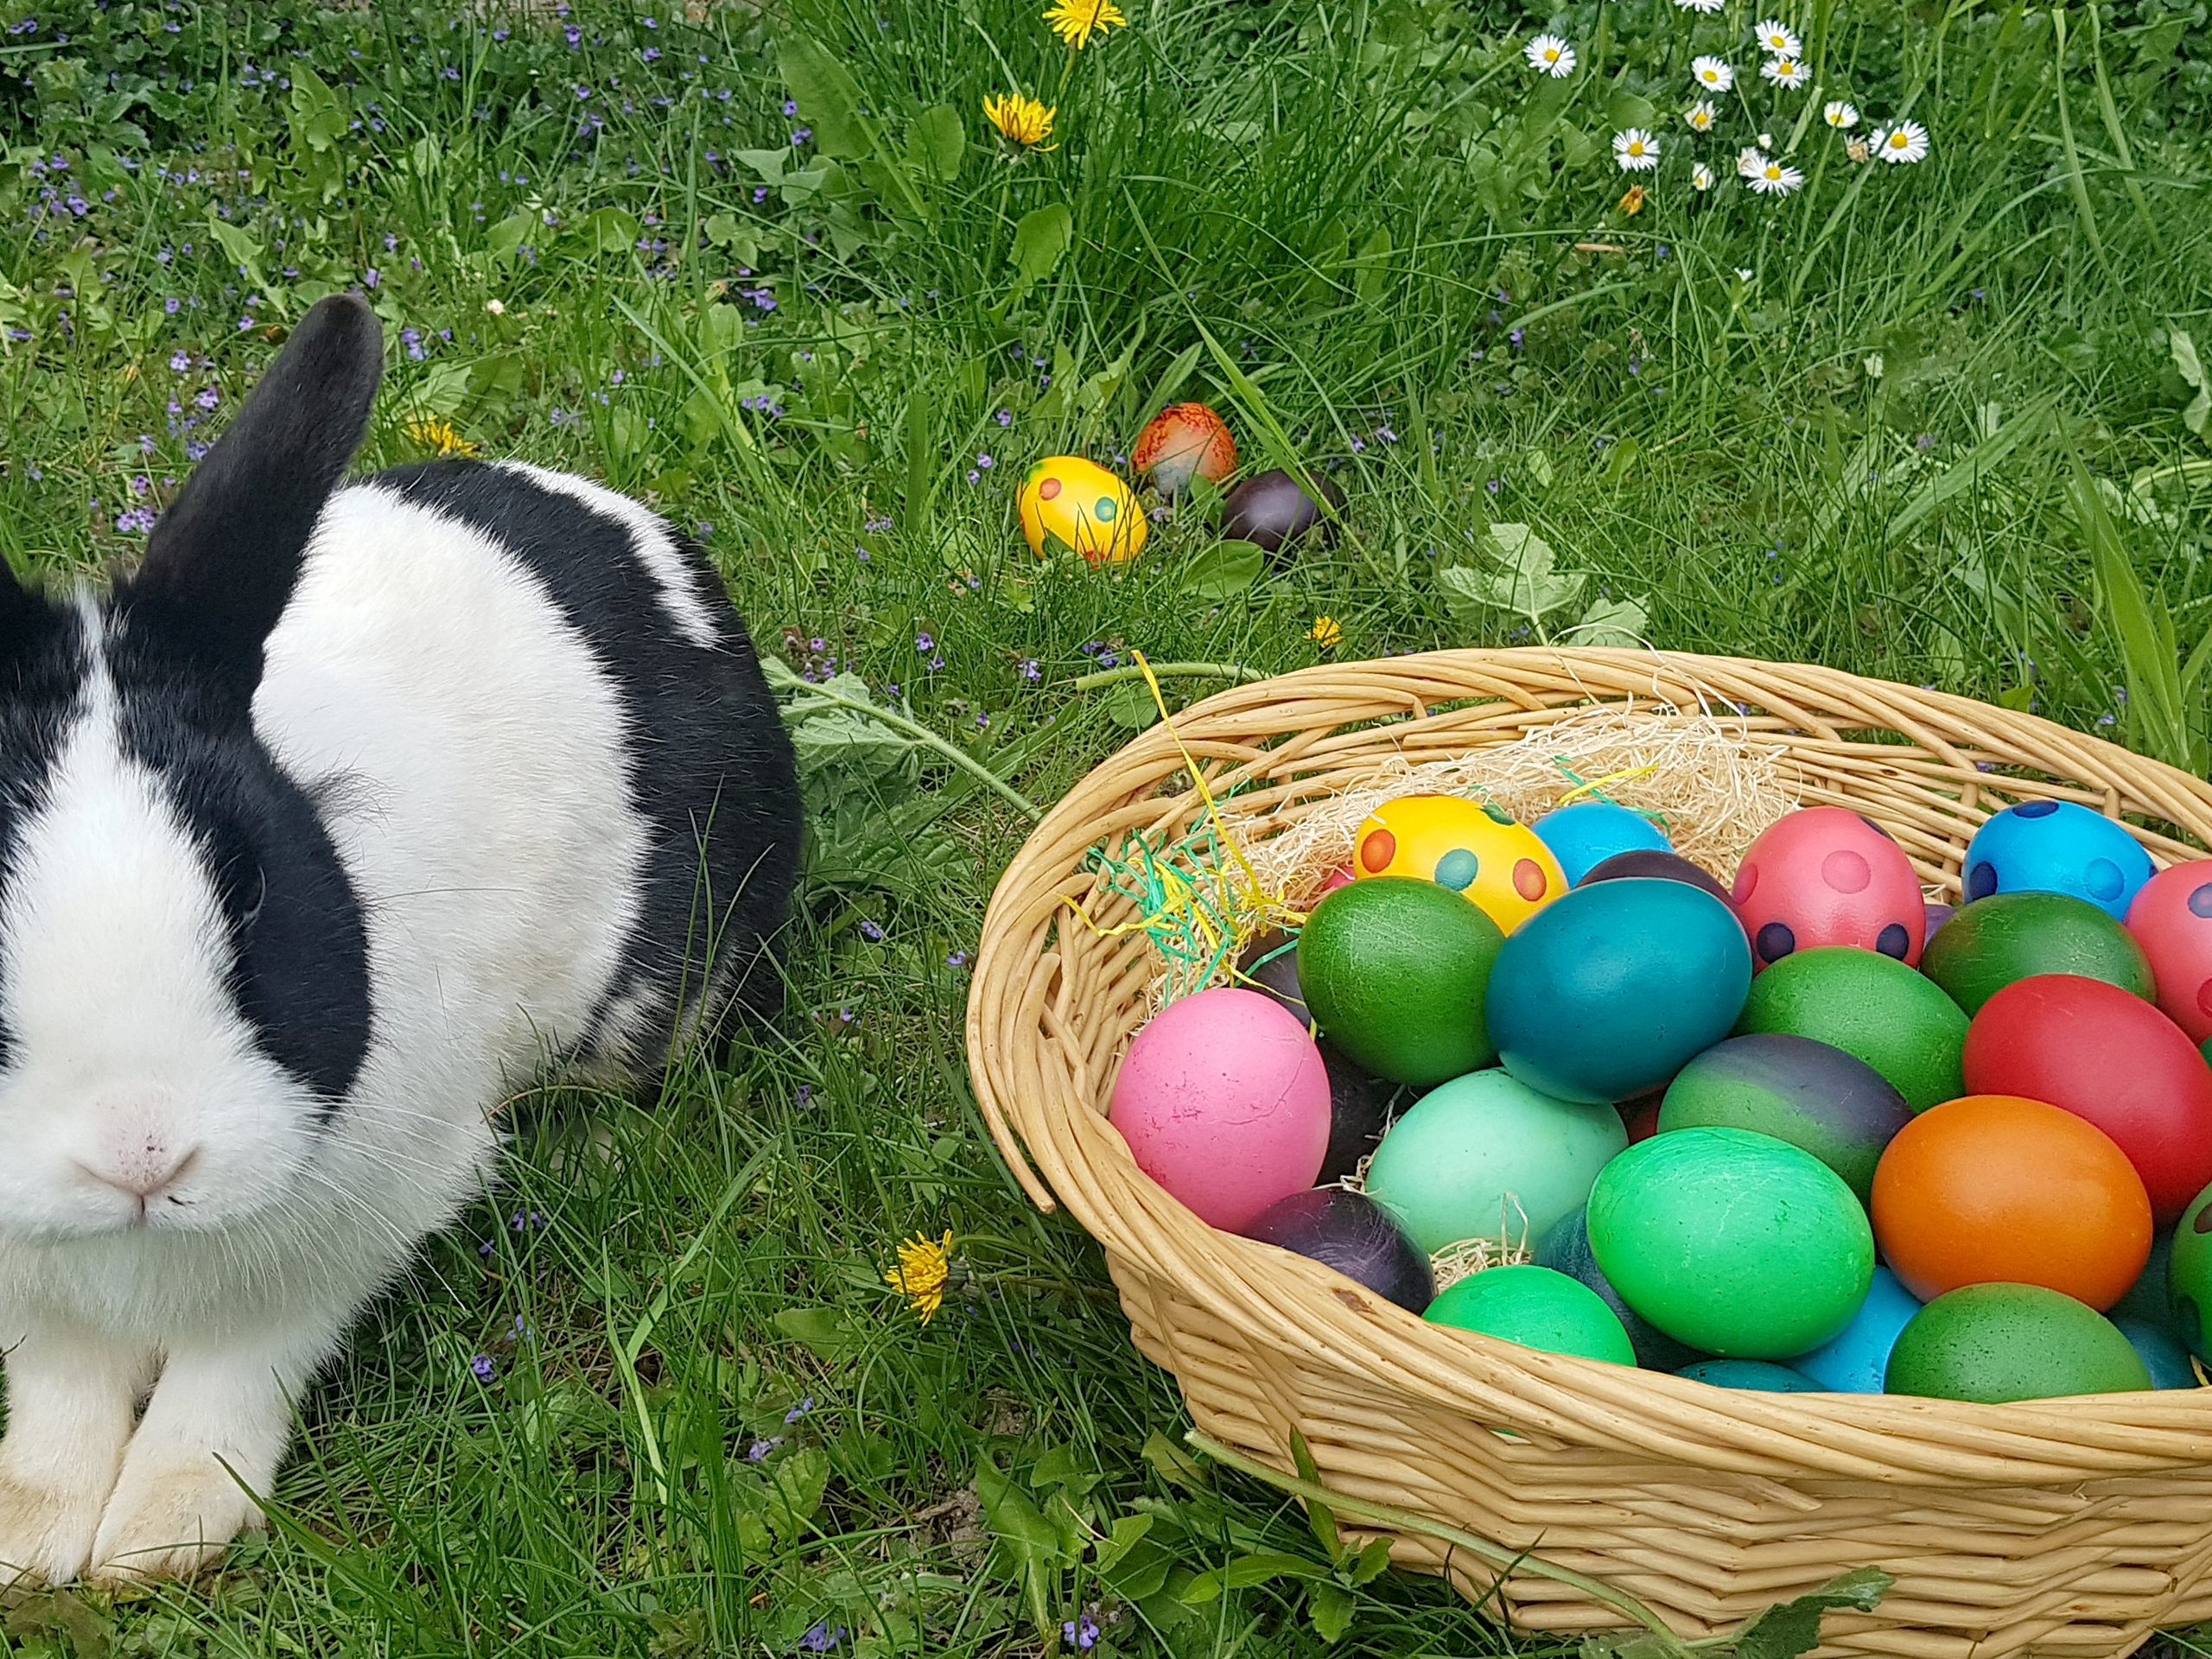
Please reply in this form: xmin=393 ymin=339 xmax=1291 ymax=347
xmin=1 ymin=0 xmax=2210 ymax=1654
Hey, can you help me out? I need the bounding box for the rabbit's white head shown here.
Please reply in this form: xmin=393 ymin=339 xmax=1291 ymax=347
xmin=0 ymin=297 xmax=381 ymax=1243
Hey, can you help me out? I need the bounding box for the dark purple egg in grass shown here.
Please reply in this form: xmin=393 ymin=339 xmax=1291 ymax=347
xmin=1221 ymin=467 xmax=1346 ymax=559
xmin=1246 ymin=1187 xmax=1434 ymax=1313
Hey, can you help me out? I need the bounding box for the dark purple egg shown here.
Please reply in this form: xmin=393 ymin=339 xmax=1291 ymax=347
xmin=1581 ymin=849 xmax=1735 ymax=907
xmin=1535 ymin=1205 xmax=1699 ymax=1369
xmin=1925 ymin=900 xmax=1955 ymax=939
xmin=1236 ymin=934 xmax=1396 ymax=1181
xmin=1317 ymin=1039 xmax=1395 ymax=1183
xmin=1236 ymin=931 xmax=1308 ymax=1025
xmin=1247 ymin=1186 xmax=1433 ymax=1311
xmin=1221 ymin=468 xmax=1345 ymax=558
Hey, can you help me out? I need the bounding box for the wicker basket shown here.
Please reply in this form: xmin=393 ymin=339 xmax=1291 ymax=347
xmin=965 ymin=648 xmax=2212 ymax=1659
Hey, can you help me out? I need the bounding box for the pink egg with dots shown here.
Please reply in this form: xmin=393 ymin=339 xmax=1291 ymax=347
xmin=1731 ymin=806 xmax=1926 ymax=972
xmin=1108 ymin=987 xmax=1332 ymax=1234
xmin=2126 ymin=861 xmax=2212 ymax=1045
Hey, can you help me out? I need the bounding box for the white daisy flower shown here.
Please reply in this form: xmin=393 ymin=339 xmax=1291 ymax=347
xmin=1691 ymin=54 xmax=1736 ymax=92
xmin=1685 ymin=99 xmax=1717 ymax=131
xmin=1824 ymin=99 xmax=1859 ymax=129
xmin=1525 ymin=33 xmax=1577 ymax=76
xmin=1736 ymin=266 xmax=1755 ymax=281
xmin=1760 ymin=54 xmax=1808 ymax=88
xmin=1692 ymin=162 xmax=1716 ymax=191
xmin=1612 ymin=127 xmax=1662 ymax=171
xmin=1737 ymin=145 xmax=1767 ymax=177
xmin=1748 ymin=156 xmax=1805 ymax=195
xmin=1874 ymin=118 xmax=1930 ymax=163
xmin=1674 ymin=0 xmax=1726 ymax=12
xmin=1847 ymin=137 xmax=1871 ymax=162
xmin=1753 ymin=19 xmax=1801 ymax=55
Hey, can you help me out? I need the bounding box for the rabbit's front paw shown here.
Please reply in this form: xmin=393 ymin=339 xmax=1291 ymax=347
xmin=0 ymin=1467 xmax=110 ymax=1590
xmin=86 ymin=1458 xmax=260 ymax=1586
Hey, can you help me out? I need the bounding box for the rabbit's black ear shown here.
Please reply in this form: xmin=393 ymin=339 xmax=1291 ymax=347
xmin=118 ymin=294 xmax=382 ymax=717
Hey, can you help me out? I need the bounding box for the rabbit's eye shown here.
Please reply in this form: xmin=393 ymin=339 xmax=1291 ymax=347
xmin=241 ymin=867 xmax=267 ymax=928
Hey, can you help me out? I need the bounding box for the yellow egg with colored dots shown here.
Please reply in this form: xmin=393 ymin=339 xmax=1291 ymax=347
xmin=1353 ymin=794 xmax=1568 ymax=933
xmin=1017 ymin=455 xmax=1147 ymax=565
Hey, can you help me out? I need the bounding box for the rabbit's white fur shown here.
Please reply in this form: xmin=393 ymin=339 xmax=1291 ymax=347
xmin=0 ymin=300 xmax=798 ymax=1585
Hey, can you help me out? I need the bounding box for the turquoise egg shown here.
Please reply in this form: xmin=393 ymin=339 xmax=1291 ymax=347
xmin=1962 ymin=800 xmax=2155 ymax=920
xmin=1534 ymin=802 xmax=1671 ymax=887
xmin=1792 ymin=1267 xmax=1922 ymax=1392
xmin=1676 ymin=1359 xmax=1823 ymax=1391
xmin=1486 ymin=879 xmax=1752 ymax=1104
xmin=1535 ymin=1206 xmax=1698 ymax=1370
xmin=2113 ymin=1316 xmax=2201 ymax=1389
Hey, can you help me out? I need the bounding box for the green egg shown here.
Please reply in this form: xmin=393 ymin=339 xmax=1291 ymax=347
xmin=1363 ymin=1070 xmax=1626 ymax=1255
xmin=1735 ymin=946 xmax=1967 ymax=1110
xmin=1919 ymin=891 xmax=2154 ymax=1017
xmin=1423 ymin=1264 xmax=1636 ymax=1363
xmin=2169 ymin=1185 xmax=2212 ymax=1359
xmin=1658 ymin=1033 xmax=1910 ymax=1203
xmin=1885 ymin=1284 xmax=2152 ymax=1402
xmin=1587 ymin=1127 xmax=1874 ymax=1357
xmin=1298 ymin=879 xmax=1503 ymax=1086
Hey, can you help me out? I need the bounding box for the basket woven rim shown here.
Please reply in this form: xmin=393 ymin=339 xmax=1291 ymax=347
xmin=967 ymin=646 xmax=2212 ymax=1483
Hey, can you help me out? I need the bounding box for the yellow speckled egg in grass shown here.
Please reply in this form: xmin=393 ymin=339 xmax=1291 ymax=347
xmin=1354 ymin=794 xmax=1567 ymax=934
xmin=1017 ymin=456 xmax=1147 ymax=564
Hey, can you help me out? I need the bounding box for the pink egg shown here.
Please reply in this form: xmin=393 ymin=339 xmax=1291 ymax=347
xmin=2126 ymin=861 xmax=2212 ymax=1044
xmin=1108 ymin=987 xmax=1332 ymax=1233
xmin=1731 ymin=806 xmax=1926 ymax=972
xmin=1314 ymin=862 xmax=1355 ymax=900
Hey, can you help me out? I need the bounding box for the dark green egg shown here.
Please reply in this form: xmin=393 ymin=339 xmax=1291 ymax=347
xmin=2170 ymin=1185 xmax=2212 ymax=1359
xmin=1735 ymin=947 xmax=1967 ymax=1111
xmin=1919 ymin=891 xmax=2154 ymax=1016
xmin=1298 ymin=879 xmax=1503 ymax=1086
xmin=1658 ymin=1033 xmax=1910 ymax=1202
xmin=1885 ymin=1284 xmax=2152 ymax=1402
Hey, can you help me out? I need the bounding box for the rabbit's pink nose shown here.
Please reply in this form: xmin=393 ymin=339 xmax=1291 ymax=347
xmin=81 ymin=1142 xmax=200 ymax=1203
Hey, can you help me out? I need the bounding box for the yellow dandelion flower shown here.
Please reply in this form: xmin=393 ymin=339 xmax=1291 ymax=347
xmin=1043 ymin=0 xmax=1126 ymax=48
xmin=1618 ymin=183 xmax=1647 ymax=216
xmin=885 ymin=1230 xmax=955 ymax=1323
xmin=983 ymin=92 xmax=1058 ymax=150
xmin=405 ymin=416 xmax=480 ymax=459
xmin=1309 ymin=614 xmax=1344 ymax=650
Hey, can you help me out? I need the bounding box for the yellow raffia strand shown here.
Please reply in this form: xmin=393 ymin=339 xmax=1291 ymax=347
xmin=1063 ymin=652 xmax=1299 ymax=1001
xmin=1553 ymin=761 xmax=1662 ymax=807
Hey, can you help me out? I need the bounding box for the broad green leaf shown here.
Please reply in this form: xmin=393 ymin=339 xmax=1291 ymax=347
xmin=2070 ymin=452 xmax=2198 ymax=770
xmin=1094 ymin=1513 xmax=1154 ymax=1572
xmin=1141 ymin=1431 xmax=1211 ymax=1491
xmin=1732 ymin=1567 xmax=1893 ymax=1659
xmin=1440 ymin=524 xmax=1583 ymax=620
xmin=288 ymin=65 xmax=346 ymax=150
xmin=1574 ymin=595 xmax=1650 ymax=647
xmin=568 ymin=207 xmax=641 ymax=256
xmin=1309 ymin=1581 xmax=1355 ymax=1643
xmin=1580 ymin=1634 xmax=1682 ymax=1659
xmin=206 ymin=213 xmax=276 ymax=304
xmin=2174 ymin=328 xmax=2209 ymax=438
xmin=1101 ymin=682 xmax=1157 ymax=729
xmin=1008 ymin=203 xmax=1074 ymax=294
xmin=1180 ymin=1552 xmax=1330 ymax=1603
xmin=760 ymin=1446 xmax=831 ymax=1544
xmin=775 ymin=35 xmax=875 ymax=160
xmin=907 ymin=105 xmax=965 ymax=182
xmin=1351 ymin=227 xmax=1392 ymax=307
xmin=484 ymin=212 xmax=536 ymax=257
xmin=770 ymin=1306 xmax=859 ymax=1363
xmin=1347 ymin=1537 xmax=1394 ymax=1586
xmin=1179 ymin=543 xmax=1263 ymax=601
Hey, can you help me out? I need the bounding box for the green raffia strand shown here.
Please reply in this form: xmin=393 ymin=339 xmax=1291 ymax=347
xmin=1185 ymin=1432 xmax=1695 ymax=1656
xmin=1082 ymin=829 xmax=1243 ymax=1001
xmin=1548 ymin=758 xmax=1675 ymax=834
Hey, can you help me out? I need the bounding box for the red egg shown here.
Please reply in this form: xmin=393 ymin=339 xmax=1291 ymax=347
xmin=1131 ymin=403 xmax=1237 ymax=498
xmin=1961 ymin=973 xmax=2212 ymax=1225
xmin=1732 ymin=807 xmax=1925 ymax=971
xmin=2126 ymin=860 xmax=2212 ymax=1045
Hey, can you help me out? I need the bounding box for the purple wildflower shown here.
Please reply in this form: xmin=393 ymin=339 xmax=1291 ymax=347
xmin=471 ymin=1354 xmax=496 ymax=1381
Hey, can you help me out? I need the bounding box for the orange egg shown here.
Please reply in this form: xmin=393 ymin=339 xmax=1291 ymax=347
xmin=1870 ymin=1094 xmax=2152 ymax=1310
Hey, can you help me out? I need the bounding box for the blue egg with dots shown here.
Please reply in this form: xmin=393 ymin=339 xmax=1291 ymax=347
xmin=1960 ymin=800 xmax=2155 ymax=921
xmin=1535 ymin=801 xmax=1674 ymax=887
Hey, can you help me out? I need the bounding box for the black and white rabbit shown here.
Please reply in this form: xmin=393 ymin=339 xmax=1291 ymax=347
xmin=0 ymin=296 xmax=801 ymax=1585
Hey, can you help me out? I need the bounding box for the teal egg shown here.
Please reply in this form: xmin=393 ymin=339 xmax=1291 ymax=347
xmin=1792 ymin=1267 xmax=1922 ymax=1392
xmin=1424 ymin=1264 xmax=1636 ymax=1363
xmin=1658 ymin=1033 xmax=1910 ymax=1204
xmin=1535 ymin=1206 xmax=1698 ymax=1370
xmin=1486 ymin=879 xmax=1752 ymax=1104
xmin=2113 ymin=1316 xmax=2201 ymax=1389
xmin=1534 ymin=802 xmax=1671 ymax=887
xmin=2111 ymin=1231 xmax=2177 ymax=1332
xmin=1675 ymin=1359 xmax=1823 ymax=1391
xmin=1364 ymin=1071 xmax=1626 ymax=1255
xmin=1587 ymin=1127 xmax=1874 ymax=1357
